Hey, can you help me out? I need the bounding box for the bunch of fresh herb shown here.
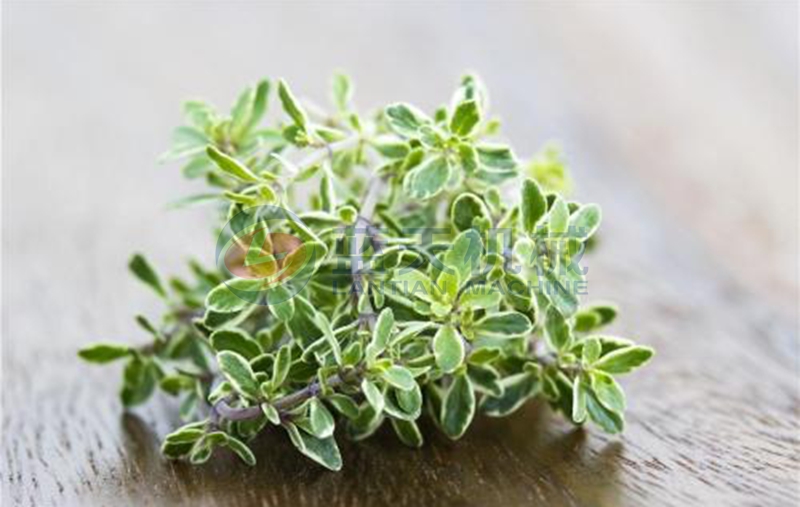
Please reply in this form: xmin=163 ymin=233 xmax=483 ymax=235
xmin=79 ymin=74 xmax=653 ymax=471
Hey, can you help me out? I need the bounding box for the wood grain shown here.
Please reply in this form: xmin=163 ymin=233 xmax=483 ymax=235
xmin=2 ymin=2 xmax=798 ymax=506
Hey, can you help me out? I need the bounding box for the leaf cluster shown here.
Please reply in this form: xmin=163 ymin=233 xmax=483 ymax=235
xmin=79 ymin=73 xmax=653 ymax=471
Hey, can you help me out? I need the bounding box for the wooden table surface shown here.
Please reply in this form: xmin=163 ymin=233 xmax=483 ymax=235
xmin=3 ymin=2 xmax=798 ymax=506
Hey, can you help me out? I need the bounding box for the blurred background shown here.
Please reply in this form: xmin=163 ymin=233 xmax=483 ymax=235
xmin=3 ymin=2 xmax=798 ymax=506
xmin=5 ymin=1 xmax=796 ymax=318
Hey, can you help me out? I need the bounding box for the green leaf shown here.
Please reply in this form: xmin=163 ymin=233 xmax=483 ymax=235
xmin=449 ymin=99 xmax=480 ymax=137
xmin=440 ymin=371 xmax=475 ymax=439
xmin=285 ymin=423 xmax=343 ymax=471
xmin=362 ymin=378 xmax=384 ymax=413
xmin=520 ymin=178 xmax=547 ymax=234
xmin=569 ymin=204 xmax=602 ymax=241
xmin=541 ymin=267 xmax=580 ymax=317
xmin=206 ymin=145 xmax=259 ymax=183
xmin=474 ymin=312 xmax=532 ymax=338
xmin=210 ymin=329 xmax=262 ymax=360
xmin=571 ymin=376 xmax=588 ymax=423
xmin=468 ymin=346 xmax=502 ymax=365
xmin=593 ymin=346 xmax=654 ymax=375
xmin=309 ymin=398 xmax=336 ymax=438
xmin=433 ymin=325 xmax=464 ymax=374
xmin=582 ymin=337 xmax=602 ymax=364
xmin=366 ymin=308 xmax=394 ymax=363
xmin=266 ymin=285 xmax=295 ymax=322
xmin=78 ymin=343 xmax=130 ymax=364
xmin=459 ymin=288 xmax=502 ymax=310
xmin=380 ymin=365 xmax=416 ymax=391
xmin=271 ymin=344 xmax=292 ymax=388
xmin=585 ymin=390 xmax=624 ymax=434
xmin=331 ymin=73 xmax=352 ymax=113
xmin=544 ymin=306 xmax=572 ymax=353
xmin=385 ymin=103 xmax=429 ymax=138
xmin=371 ymin=136 xmax=409 ymax=159
xmin=451 ymin=192 xmax=491 ymax=232
xmin=591 ymin=371 xmax=626 ymax=414
xmin=476 ymin=144 xmax=517 ymax=170
xmin=129 ymin=254 xmax=166 ymax=298
xmin=391 ymin=418 xmax=424 ymax=448
xmin=314 ymin=312 xmax=342 ymax=365
xmin=225 ymin=435 xmax=257 ymax=466
xmin=467 ymin=363 xmax=503 ymax=397
xmin=326 ymin=394 xmax=359 ymax=420
xmin=120 ymin=357 xmax=158 ymax=407
xmin=217 ymin=351 xmax=260 ymax=400
xmin=574 ymin=304 xmax=618 ymax=333
xmin=205 ymin=280 xmax=255 ymax=313
xmin=246 ymin=79 xmax=271 ymax=132
xmin=277 ymin=79 xmax=308 ymax=128
xmin=261 ymin=403 xmax=281 ymax=425
xmin=403 ymin=156 xmax=451 ymax=200
xmin=549 ymin=196 xmax=569 ymax=235
xmin=481 ymin=372 xmax=540 ymax=417
xmin=444 ymin=228 xmax=483 ymax=282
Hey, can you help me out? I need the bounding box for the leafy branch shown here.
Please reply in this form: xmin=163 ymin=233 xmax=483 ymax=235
xmin=79 ymin=73 xmax=654 ymax=471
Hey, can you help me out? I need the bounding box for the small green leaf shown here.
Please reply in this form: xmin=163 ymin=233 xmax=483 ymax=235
xmin=593 ymin=346 xmax=654 ymax=375
xmin=474 ymin=312 xmax=532 ymax=338
xmin=78 ymin=343 xmax=130 ymax=364
xmin=571 ymin=376 xmax=588 ymax=423
xmin=459 ymin=289 xmax=502 ymax=309
xmin=544 ymin=306 xmax=572 ymax=353
xmin=326 ymin=394 xmax=359 ymax=420
xmin=210 ymin=329 xmax=262 ymax=360
xmin=385 ymin=103 xmax=429 ymax=138
xmin=366 ymin=308 xmax=394 ymax=363
xmin=284 ymin=423 xmax=343 ymax=471
xmin=582 ymin=337 xmax=602 ymax=364
xmin=520 ymin=178 xmax=547 ymax=234
xmin=129 ymin=254 xmax=166 ymax=298
xmin=120 ymin=357 xmax=158 ymax=407
xmin=331 ymin=73 xmax=352 ymax=113
xmin=362 ymin=378 xmax=384 ymax=413
xmin=225 ymin=435 xmax=257 ymax=466
xmin=309 ymin=398 xmax=336 ymax=438
xmin=481 ymin=372 xmax=540 ymax=417
xmin=261 ymin=403 xmax=281 ymax=425
xmin=391 ymin=418 xmax=424 ymax=448
xmin=277 ymin=79 xmax=308 ymax=128
xmin=451 ymin=193 xmax=491 ymax=232
xmin=205 ymin=280 xmax=255 ymax=313
xmin=217 ymin=351 xmax=260 ymax=400
xmin=314 ymin=312 xmax=342 ymax=365
xmin=403 ymin=156 xmax=451 ymax=200
xmin=476 ymin=144 xmax=517 ymax=170
xmin=586 ymin=390 xmax=624 ymax=434
xmin=380 ymin=365 xmax=416 ymax=391
xmin=591 ymin=371 xmax=626 ymax=414
xmin=440 ymin=371 xmax=475 ymax=439
xmin=433 ymin=325 xmax=464 ymax=374
xmin=467 ymin=363 xmax=503 ymax=397
xmin=266 ymin=285 xmax=295 ymax=322
xmin=549 ymin=196 xmax=569 ymax=235
xmin=449 ymin=99 xmax=480 ymax=137
xmin=271 ymin=344 xmax=292 ymax=388
xmin=206 ymin=145 xmax=259 ymax=183
xmin=444 ymin=228 xmax=483 ymax=282
xmin=569 ymin=204 xmax=602 ymax=241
